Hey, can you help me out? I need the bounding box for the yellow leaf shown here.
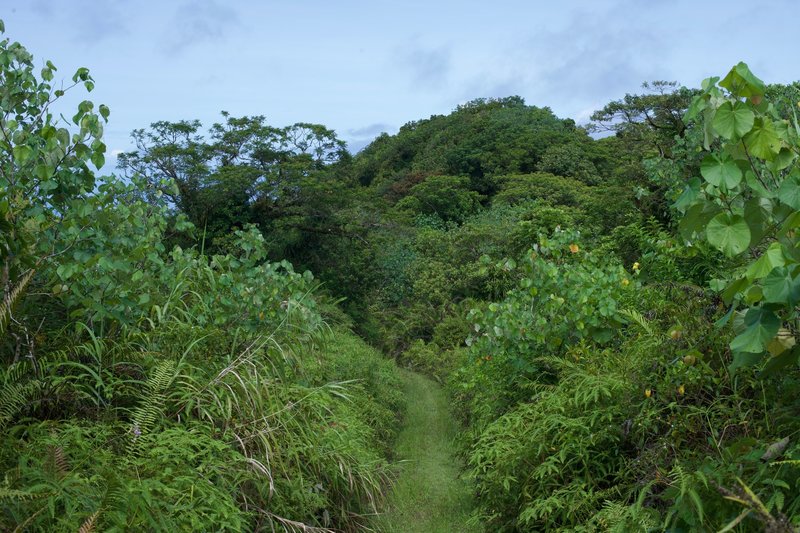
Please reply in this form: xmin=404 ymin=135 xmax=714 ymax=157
xmin=767 ymin=327 xmax=795 ymax=356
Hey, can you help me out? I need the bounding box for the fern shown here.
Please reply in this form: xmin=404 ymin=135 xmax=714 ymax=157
xmin=49 ymin=445 xmax=70 ymax=477
xmin=619 ymin=308 xmax=656 ymax=338
xmin=0 ymin=374 xmax=43 ymax=430
xmin=127 ymin=360 xmax=176 ymax=453
xmin=0 ymin=268 xmax=34 ymax=338
xmin=77 ymin=511 xmax=99 ymax=533
xmin=0 ymin=487 xmax=54 ymax=501
xmin=663 ymin=464 xmax=707 ymax=529
xmin=587 ymin=499 xmax=659 ymax=533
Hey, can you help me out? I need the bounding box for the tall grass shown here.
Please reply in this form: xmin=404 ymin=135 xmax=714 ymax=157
xmin=0 ymin=279 xmax=403 ymax=531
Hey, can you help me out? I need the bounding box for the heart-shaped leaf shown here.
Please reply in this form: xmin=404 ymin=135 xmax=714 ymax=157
xmin=706 ymin=212 xmax=750 ymax=256
xmin=700 ymin=154 xmax=742 ymax=189
xmin=712 ymin=101 xmax=754 ymax=139
xmin=730 ymin=306 xmax=780 ymax=358
xmin=744 ymin=118 xmax=781 ymax=160
xmin=720 ymin=62 xmax=766 ymax=98
xmin=761 ymin=266 xmax=800 ymax=305
xmin=746 ymin=243 xmax=785 ymax=281
xmin=777 ymin=172 xmax=800 ymax=209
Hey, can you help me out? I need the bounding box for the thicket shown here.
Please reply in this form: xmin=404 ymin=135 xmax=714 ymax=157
xmin=445 ymin=67 xmax=800 ymax=531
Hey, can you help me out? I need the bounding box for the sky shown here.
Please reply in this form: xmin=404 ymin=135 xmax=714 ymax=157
xmin=3 ymin=0 xmax=799 ymax=167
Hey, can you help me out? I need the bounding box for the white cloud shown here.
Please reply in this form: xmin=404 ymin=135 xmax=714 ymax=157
xmin=163 ymin=0 xmax=239 ymax=53
xmin=397 ymin=45 xmax=452 ymax=90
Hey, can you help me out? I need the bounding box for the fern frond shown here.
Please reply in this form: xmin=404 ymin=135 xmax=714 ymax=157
xmin=49 ymin=445 xmax=69 ymax=476
xmin=0 ymin=488 xmax=53 ymax=501
xmin=127 ymin=360 xmax=176 ymax=453
xmin=667 ymin=464 xmax=705 ymax=526
xmin=619 ymin=309 xmax=656 ymax=338
xmin=0 ymin=268 xmax=34 ymax=337
xmin=78 ymin=511 xmax=100 ymax=533
xmin=0 ymin=379 xmax=43 ymax=430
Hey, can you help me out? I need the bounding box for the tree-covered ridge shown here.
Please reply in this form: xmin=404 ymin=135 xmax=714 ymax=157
xmin=3 ymin=16 xmax=800 ymax=532
xmin=352 ymin=96 xmax=607 ymax=195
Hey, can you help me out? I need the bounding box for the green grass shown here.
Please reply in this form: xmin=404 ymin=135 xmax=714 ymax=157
xmin=373 ymin=370 xmax=480 ymax=533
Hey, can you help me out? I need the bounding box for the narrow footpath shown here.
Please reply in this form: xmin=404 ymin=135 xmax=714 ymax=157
xmin=372 ymin=370 xmax=480 ymax=533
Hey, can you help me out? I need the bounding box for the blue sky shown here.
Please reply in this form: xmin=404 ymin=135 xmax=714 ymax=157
xmin=3 ymin=0 xmax=799 ymax=164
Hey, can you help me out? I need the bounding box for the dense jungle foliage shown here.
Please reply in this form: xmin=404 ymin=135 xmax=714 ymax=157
xmin=3 ymin=18 xmax=800 ymax=531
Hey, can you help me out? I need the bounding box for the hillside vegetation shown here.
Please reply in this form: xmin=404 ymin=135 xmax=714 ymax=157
xmin=3 ymin=18 xmax=800 ymax=532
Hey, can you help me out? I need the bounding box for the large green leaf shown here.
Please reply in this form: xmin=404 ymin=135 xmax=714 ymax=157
xmin=731 ymin=350 xmax=765 ymax=370
xmin=673 ymin=177 xmax=701 ymax=212
xmin=745 ymin=170 xmax=774 ymax=198
xmin=779 ymin=234 xmax=800 ymax=263
xmin=761 ymin=266 xmax=800 ymax=305
xmin=12 ymin=145 xmax=33 ymax=164
xmin=684 ymin=95 xmax=708 ymax=122
xmin=700 ymin=154 xmax=742 ymax=189
xmin=759 ymin=345 xmax=800 ymax=378
xmin=777 ymin=172 xmax=800 ymax=209
xmin=712 ymin=101 xmax=754 ymax=140
xmin=721 ymin=277 xmax=749 ymax=305
xmin=679 ymin=202 xmax=720 ymax=240
xmin=744 ymin=118 xmax=781 ymax=160
xmin=745 ymin=243 xmax=785 ymax=281
xmin=778 ymin=210 xmax=800 ymax=238
xmin=743 ymin=197 xmax=770 ymax=246
xmin=706 ymin=213 xmax=751 ymax=256
xmin=701 ymin=76 xmax=721 ymax=92
xmin=730 ymin=306 xmax=780 ymax=357
xmin=719 ymin=62 xmax=766 ymax=98
xmin=702 ymin=108 xmax=715 ymax=150
xmin=769 ymin=147 xmax=797 ymax=172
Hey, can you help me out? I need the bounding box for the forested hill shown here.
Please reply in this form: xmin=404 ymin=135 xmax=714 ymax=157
xmin=111 ymin=93 xmax=664 ymax=342
xmin=352 ymin=97 xmax=583 ymax=190
xmin=4 ymin=16 xmax=800 ymax=531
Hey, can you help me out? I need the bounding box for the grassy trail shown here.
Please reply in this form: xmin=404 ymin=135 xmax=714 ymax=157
xmin=373 ymin=370 xmax=479 ymax=533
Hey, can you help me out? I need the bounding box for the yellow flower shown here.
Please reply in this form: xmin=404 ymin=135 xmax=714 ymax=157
xmin=645 ymin=389 xmax=652 ymax=398
xmin=677 ymin=384 xmax=685 ymax=395
xmin=621 ymin=278 xmax=630 ymax=287
xmin=569 ymin=243 xmax=580 ymax=254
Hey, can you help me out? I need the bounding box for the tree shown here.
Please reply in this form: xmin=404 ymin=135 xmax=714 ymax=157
xmin=536 ymin=143 xmax=599 ymax=184
xmin=0 ymin=21 xmax=108 ymax=341
xmin=117 ymin=112 xmax=361 ymax=267
xmin=590 ymin=81 xmax=697 ymax=158
xmin=394 ymin=175 xmax=484 ymax=223
xmin=116 ymin=119 xmax=211 ymax=218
